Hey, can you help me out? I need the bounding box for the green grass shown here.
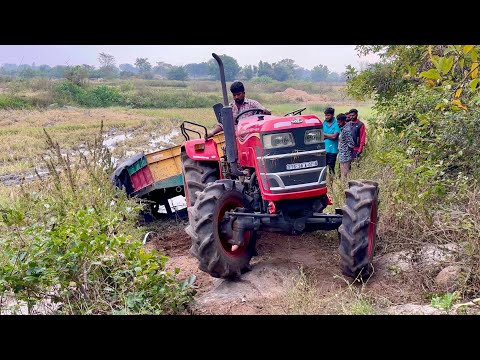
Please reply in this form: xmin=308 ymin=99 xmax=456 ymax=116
xmin=431 ymin=292 xmax=459 ymax=312
xmin=348 ymin=298 xmax=377 ymax=315
xmin=0 ymin=94 xmax=33 ymax=109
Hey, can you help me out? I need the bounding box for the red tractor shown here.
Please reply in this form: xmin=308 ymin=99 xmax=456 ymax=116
xmin=180 ymin=53 xmax=379 ymax=280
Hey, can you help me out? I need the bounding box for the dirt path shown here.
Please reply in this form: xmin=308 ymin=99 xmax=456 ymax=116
xmin=148 ymin=222 xmax=434 ymax=315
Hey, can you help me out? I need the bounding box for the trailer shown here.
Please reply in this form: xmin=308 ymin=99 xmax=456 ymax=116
xmin=111 ymin=123 xmax=225 ymax=218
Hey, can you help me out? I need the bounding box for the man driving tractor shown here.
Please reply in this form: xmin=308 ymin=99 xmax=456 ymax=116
xmin=206 ymin=81 xmax=271 ymax=138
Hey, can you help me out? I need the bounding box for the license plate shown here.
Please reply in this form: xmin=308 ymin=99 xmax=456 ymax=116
xmin=286 ymin=160 xmax=318 ymax=170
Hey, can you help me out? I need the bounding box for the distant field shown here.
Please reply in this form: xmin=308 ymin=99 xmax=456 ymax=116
xmin=0 ymin=77 xmax=353 ymax=110
xmin=0 ymin=76 xmax=371 ymax=189
xmin=0 ymin=103 xmax=372 ymax=178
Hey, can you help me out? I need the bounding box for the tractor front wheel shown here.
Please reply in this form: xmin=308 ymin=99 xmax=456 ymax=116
xmin=338 ymin=180 xmax=379 ymax=280
xmin=186 ymin=179 xmax=257 ymax=278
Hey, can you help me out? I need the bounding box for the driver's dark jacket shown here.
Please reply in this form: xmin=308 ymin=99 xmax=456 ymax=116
xmin=218 ymin=98 xmax=266 ymax=129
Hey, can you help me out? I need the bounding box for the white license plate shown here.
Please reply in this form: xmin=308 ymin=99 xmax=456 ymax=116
xmin=286 ymin=160 xmax=318 ymax=170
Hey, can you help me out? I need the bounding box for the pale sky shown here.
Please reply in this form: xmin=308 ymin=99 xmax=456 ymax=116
xmin=0 ymin=45 xmax=379 ymax=73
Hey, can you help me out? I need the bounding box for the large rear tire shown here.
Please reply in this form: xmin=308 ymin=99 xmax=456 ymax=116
xmin=338 ymin=180 xmax=379 ymax=280
xmin=186 ymin=179 xmax=257 ymax=278
xmin=181 ymin=151 xmax=219 ymax=207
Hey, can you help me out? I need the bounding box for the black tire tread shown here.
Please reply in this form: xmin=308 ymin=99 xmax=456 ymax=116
xmin=338 ymin=181 xmax=379 ymax=280
xmin=187 ymin=179 xmax=256 ymax=278
xmin=181 ymin=152 xmax=219 ymax=206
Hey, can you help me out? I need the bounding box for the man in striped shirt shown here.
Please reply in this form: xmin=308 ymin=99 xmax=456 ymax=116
xmin=206 ymin=81 xmax=271 ymax=138
xmin=337 ymin=113 xmax=355 ymax=179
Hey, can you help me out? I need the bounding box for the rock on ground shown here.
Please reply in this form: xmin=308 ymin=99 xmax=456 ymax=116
xmin=386 ymin=304 xmax=446 ymax=315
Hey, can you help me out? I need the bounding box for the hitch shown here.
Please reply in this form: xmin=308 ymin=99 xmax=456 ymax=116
xmin=221 ymin=209 xmax=262 ymax=246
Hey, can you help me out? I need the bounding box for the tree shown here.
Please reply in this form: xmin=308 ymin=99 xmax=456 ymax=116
xmin=153 ymin=61 xmax=173 ymax=78
xmin=257 ymin=61 xmax=274 ymax=78
xmin=19 ymin=66 xmax=37 ymax=79
xmin=98 ymin=52 xmax=115 ymax=68
xmin=185 ymin=62 xmax=209 ymax=79
xmin=81 ymin=64 xmax=96 ymax=79
xmin=294 ymin=66 xmax=311 ymax=81
xmin=135 ymin=58 xmax=153 ymax=79
xmin=98 ymin=52 xmax=118 ymax=79
xmin=208 ymin=54 xmax=241 ymax=81
xmin=347 ymin=45 xmax=480 ymax=168
xmin=167 ymin=66 xmax=188 ymax=81
xmin=326 ymin=72 xmax=343 ymax=83
xmin=240 ymin=65 xmax=256 ymax=80
xmin=2 ymin=64 xmax=18 ymax=74
xmin=311 ymin=65 xmax=330 ymax=82
xmin=271 ymin=59 xmax=296 ymax=81
xmin=50 ymin=65 xmax=68 ymax=79
xmin=135 ymin=58 xmax=152 ymax=75
xmin=38 ymin=65 xmax=51 ymax=77
xmin=119 ymin=63 xmax=138 ymax=74
xmin=120 ymin=71 xmax=136 ymax=79
xmin=65 ymin=65 xmax=89 ymax=86
xmin=272 ymin=64 xmax=289 ymax=81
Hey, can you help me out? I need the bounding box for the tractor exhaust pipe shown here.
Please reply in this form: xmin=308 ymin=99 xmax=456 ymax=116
xmin=212 ymin=53 xmax=243 ymax=177
xmin=212 ymin=53 xmax=229 ymax=106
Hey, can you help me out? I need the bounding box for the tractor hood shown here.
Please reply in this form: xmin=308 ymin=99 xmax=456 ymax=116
xmin=236 ymin=114 xmax=323 ymax=135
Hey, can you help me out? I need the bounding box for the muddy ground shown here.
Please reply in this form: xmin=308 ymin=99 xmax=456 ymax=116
xmin=146 ymin=220 xmax=467 ymax=315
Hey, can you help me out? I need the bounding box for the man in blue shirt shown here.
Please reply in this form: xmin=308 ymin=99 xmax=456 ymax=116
xmin=322 ymin=107 xmax=341 ymax=176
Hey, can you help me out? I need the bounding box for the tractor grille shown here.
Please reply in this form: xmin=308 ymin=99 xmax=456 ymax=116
xmin=258 ymin=127 xmax=327 ymax=193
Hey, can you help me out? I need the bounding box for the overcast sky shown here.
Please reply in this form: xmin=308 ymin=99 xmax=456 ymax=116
xmin=0 ymin=45 xmax=379 ymax=72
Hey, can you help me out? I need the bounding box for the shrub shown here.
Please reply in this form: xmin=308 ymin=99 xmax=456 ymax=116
xmin=0 ymin=94 xmax=33 ymax=109
xmin=0 ymin=124 xmax=196 ymax=314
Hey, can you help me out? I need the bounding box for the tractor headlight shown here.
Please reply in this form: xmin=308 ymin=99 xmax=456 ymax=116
xmin=304 ymin=129 xmax=323 ymax=145
xmin=263 ymin=132 xmax=295 ymax=149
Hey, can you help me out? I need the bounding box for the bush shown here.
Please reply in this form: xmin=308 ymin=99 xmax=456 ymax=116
xmin=0 ymin=125 xmax=196 ymax=314
xmin=344 ymin=45 xmax=480 ymax=300
xmin=250 ymin=76 xmax=274 ymax=84
xmin=55 ymin=82 xmax=86 ymax=104
xmin=123 ymin=88 xmax=221 ymax=108
xmin=167 ymin=66 xmax=189 ymax=81
xmin=54 ymin=82 xmax=123 ymax=107
xmin=85 ymin=85 xmax=123 ymax=107
xmin=29 ymin=78 xmax=55 ymax=92
xmin=0 ymin=94 xmax=33 ymax=109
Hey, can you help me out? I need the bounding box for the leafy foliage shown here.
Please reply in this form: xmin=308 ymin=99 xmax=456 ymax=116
xmin=167 ymin=66 xmax=189 ymax=81
xmin=208 ymin=54 xmax=241 ymax=81
xmin=346 ymin=45 xmax=480 ymax=298
xmin=431 ymin=292 xmax=459 ymax=311
xmin=0 ymin=124 xmax=195 ymax=314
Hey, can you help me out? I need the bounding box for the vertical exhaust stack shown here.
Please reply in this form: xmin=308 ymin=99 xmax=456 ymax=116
xmin=212 ymin=53 xmax=243 ymax=176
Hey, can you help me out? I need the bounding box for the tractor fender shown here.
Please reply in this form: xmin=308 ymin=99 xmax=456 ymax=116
xmin=184 ymin=138 xmax=221 ymax=161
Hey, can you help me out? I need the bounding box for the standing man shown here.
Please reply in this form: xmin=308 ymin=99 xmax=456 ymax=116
xmin=206 ymin=81 xmax=271 ymax=138
xmin=336 ymin=113 xmax=355 ymax=179
xmin=346 ymin=109 xmax=366 ymax=160
xmin=322 ymin=107 xmax=341 ymax=176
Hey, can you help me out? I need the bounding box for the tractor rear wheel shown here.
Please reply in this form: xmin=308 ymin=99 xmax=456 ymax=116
xmin=186 ymin=179 xmax=257 ymax=278
xmin=181 ymin=151 xmax=219 ymax=207
xmin=338 ymin=180 xmax=379 ymax=281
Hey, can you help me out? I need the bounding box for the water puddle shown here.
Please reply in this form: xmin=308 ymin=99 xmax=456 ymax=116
xmin=103 ymin=132 xmax=133 ymax=149
xmin=149 ymin=129 xmax=179 ymax=149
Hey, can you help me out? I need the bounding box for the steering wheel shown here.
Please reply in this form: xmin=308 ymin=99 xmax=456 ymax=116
xmin=234 ymin=108 xmax=266 ymax=124
xmin=284 ymin=107 xmax=307 ymax=117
